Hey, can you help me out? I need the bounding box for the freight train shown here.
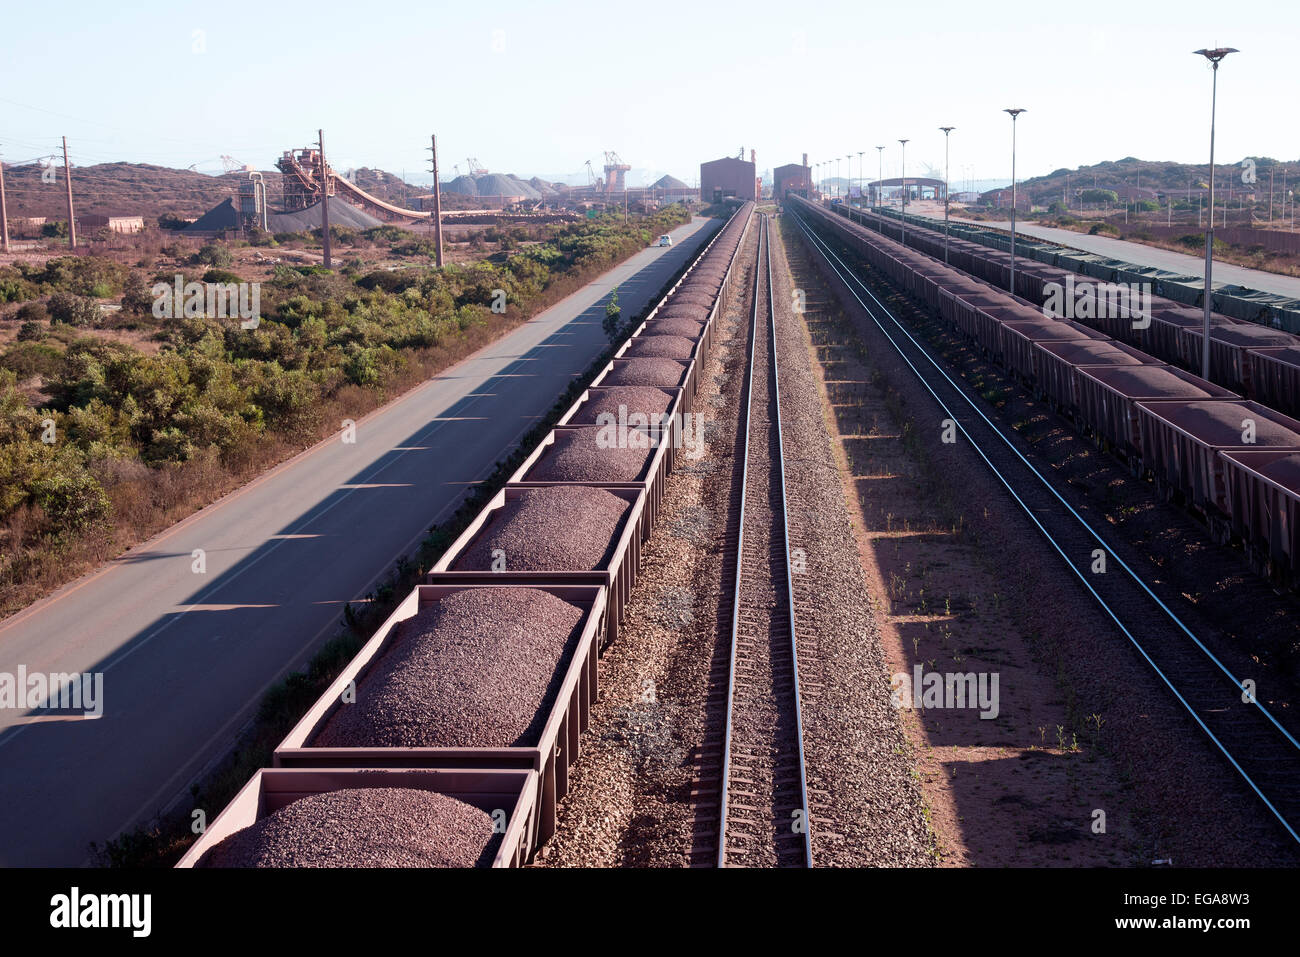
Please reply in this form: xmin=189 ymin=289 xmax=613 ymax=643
xmin=176 ymin=202 xmax=757 ymax=869
xmin=790 ymin=195 xmax=1300 ymax=591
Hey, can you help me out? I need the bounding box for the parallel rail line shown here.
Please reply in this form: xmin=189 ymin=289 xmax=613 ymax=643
xmin=712 ymin=213 xmax=814 ymax=867
xmin=791 ymin=207 xmax=1300 ymax=848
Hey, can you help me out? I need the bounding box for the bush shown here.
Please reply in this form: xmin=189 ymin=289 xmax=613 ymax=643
xmin=194 ymin=243 xmax=233 ymax=268
xmin=1081 ymin=189 xmax=1118 ymax=204
xmin=16 ymin=320 xmax=45 ymax=342
xmin=30 ymin=467 xmax=111 ymax=537
xmin=602 ymin=286 xmax=623 ymax=341
xmin=42 ymin=221 xmax=68 ymax=239
xmin=15 ymin=301 xmax=48 ymax=324
xmin=202 ymin=268 xmax=242 ymax=285
xmin=47 ymin=291 xmax=100 ymax=326
xmin=120 ymin=271 xmax=155 ymax=315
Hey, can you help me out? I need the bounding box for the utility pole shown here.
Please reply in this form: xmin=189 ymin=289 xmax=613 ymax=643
xmin=427 ymin=134 xmax=444 ymax=267
xmin=0 ymin=148 xmax=9 ymax=253
xmin=62 ymin=136 xmax=77 ymax=250
xmin=318 ymin=129 xmax=332 ymax=269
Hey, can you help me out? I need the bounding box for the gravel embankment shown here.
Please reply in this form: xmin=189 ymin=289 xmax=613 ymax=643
xmin=197 ymin=788 xmax=498 ymax=868
xmin=313 ymin=586 xmax=581 ymax=748
xmin=765 ymin=219 xmax=935 ymax=867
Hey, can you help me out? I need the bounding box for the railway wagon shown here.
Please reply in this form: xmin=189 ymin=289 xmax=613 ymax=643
xmin=430 ymin=484 xmax=645 ymax=646
xmin=832 ymin=204 xmax=1300 ymax=402
xmin=509 ymin=423 xmax=674 ymax=534
xmin=1220 ymin=450 xmax=1300 ymax=582
xmin=271 ymin=582 xmax=606 ymax=844
xmin=1074 ymin=365 xmax=1238 ymax=458
xmin=592 ymin=356 xmax=697 ymax=414
xmin=996 ymin=316 xmax=1108 ymax=384
xmin=800 ymin=198 xmax=1300 ymax=584
xmin=938 ymin=285 xmax=1001 ymax=336
xmin=559 ymin=384 xmax=684 ymax=478
xmin=1135 ymin=399 xmax=1300 ymax=524
xmin=1247 ymin=346 xmax=1300 ymax=419
xmin=1032 ymin=339 xmax=1150 ymax=414
xmin=1179 ymin=324 xmax=1297 ymax=395
xmin=177 ymin=767 xmax=541 ymax=868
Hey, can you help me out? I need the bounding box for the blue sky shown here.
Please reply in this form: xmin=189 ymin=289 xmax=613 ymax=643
xmin=2 ymin=0 xmax=1295 ymax=188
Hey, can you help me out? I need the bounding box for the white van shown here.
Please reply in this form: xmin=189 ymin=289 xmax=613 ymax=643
xmin=656 ymin=234 xmax=672 ymax=247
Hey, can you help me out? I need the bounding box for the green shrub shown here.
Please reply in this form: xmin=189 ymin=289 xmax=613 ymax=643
xmin=195 ymin=243 xmax=233 ymax=268
xmin=47 ymin=291 xmax=100 ymax=326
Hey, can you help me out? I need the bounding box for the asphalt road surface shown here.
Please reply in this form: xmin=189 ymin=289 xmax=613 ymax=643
xmin=0 ymin=214 xmax=720 ymax=866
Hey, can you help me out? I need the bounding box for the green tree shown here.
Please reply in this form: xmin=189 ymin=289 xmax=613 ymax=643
xmin=602 ymin=285 xmax=622 ymax=341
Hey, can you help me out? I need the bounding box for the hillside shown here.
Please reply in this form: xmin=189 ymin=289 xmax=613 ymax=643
xmin=1016 ymin=155 xmax=1299 ymax=205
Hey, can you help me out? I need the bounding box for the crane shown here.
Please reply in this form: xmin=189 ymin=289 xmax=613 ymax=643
xmin=603 ymin=151 xmax=631 ymax=193
xmin=466 ymin=157 xmax=488 ymax=176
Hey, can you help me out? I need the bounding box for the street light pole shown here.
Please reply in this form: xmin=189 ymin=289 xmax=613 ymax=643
xmin=1003 ymin=109 xmax=1026 ymax=298
xmin=858 ymin=150 xmax=864 ymax=205
xmin=875 ymin=146 xmax=885 ymax=214
xmin=1194 ymin=47 xmax=1237 ymax=380
xmin=940 ymin=126 xmax=955 ymax=264
xmin=899 ymin=139 xmax=909 ymax=247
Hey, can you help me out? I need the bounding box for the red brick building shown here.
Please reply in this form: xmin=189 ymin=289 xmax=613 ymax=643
xmin=700 ymin=156 xmax=757 ymax=202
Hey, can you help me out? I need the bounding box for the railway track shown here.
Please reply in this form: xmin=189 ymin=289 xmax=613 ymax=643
xmin=791 ymin=208 xmax=1300 ymax=849
xmin=701 ymin=214 xmax=813 ymax=867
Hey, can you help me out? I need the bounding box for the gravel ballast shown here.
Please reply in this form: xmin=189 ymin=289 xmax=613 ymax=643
xmin=455 ymin=485 xmax=630 ymax=571
xmin=526 ymin=427 xmax=653 ymax=483
xmin=603 ymin=358 xmax=687 ymax=388
xmin=313 ymin=586 xmax=583 ymax=748
xmin=197 ymin=787 xmax=498 ymax=868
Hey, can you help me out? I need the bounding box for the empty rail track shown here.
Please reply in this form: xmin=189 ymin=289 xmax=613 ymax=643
xmin=791 ymin=207 xmax=1300 ymax=849
xmin=706 ymin=213 xmax=813 ymax=867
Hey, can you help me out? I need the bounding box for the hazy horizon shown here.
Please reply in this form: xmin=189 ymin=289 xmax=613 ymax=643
xmin=2 ymin=0 xmax=1294 ymax=190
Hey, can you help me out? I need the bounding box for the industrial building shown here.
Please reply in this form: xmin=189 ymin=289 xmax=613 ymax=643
xmin=79 ymin=214 xmax=144 ymax=234
xmin=773 ymin=156 xmax=812 ymax=200
xmin=701 ymin=155 xmax=758 ymax=203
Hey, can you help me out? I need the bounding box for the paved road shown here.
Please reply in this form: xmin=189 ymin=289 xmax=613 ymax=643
xmin=950 ymin=214 xmax=1300 ymax=301
xmin=0 ymin=215 xmax=720 ymax=866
